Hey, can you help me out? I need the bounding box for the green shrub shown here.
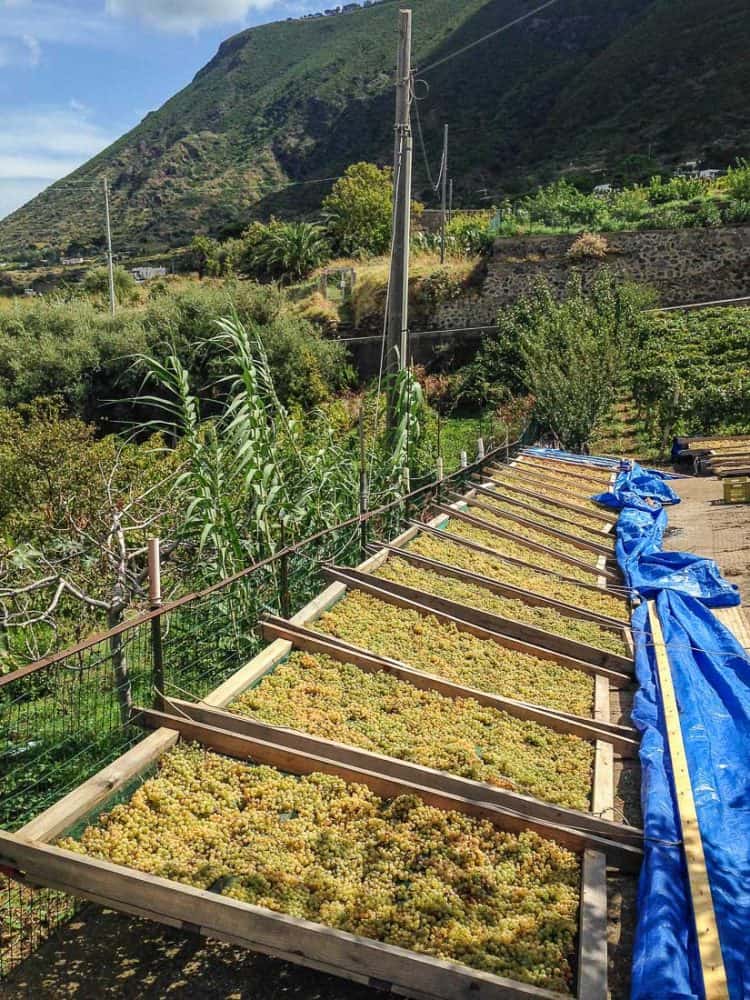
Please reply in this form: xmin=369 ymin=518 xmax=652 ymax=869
xmin=724 ymin=159 xmax=750 ymax=202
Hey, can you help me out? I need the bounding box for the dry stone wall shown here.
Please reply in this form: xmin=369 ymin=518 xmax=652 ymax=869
xmin=432 ymin=225 xmax=750 ymax=329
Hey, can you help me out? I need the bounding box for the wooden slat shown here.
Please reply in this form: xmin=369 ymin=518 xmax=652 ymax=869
xmin=484 ymin=470 xmax=618 ymax=524
xmin=577 ymin=676 xmax=614 ymax=1000
xmin=435 ymin=505 xmax=619 ymax=582
xmin=322 ymin=565 xmax=634 ymax=683
xmin=259 ymin=616 xmax=639 ymax=755
xmin=648 ymin=604 xmax=729 ymax=999
xmin=18 ymin=730 xmax=179 ymax=843
xmin=457 ymin=493 xmax=614 ymax=556
xmin=371 ymin=541 xmax=629 ymax=630
xmin=510 ymin=460 xmax=607 ymax=495
xmin=471 ymin=482 xmax=611 ymax=539
xmin=366 ymin=550 xmax=631 ymax=671
xmin=412 ymin=522 xmax=630 ymax=614
xmin=0 ymin=832 xmax=566 ymax=1000
xmin=132 ymin=709 xmax=641 ymax=870
xmin=139 ymin=700 xmax=643 ymax=851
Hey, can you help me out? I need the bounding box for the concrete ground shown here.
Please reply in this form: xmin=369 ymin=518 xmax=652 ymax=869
xmin=662 ymin=475 xmax=750 ymax=649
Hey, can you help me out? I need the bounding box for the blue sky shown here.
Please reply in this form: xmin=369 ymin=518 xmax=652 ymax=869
xmin=0 ymin=0 xmax=322 ymax=220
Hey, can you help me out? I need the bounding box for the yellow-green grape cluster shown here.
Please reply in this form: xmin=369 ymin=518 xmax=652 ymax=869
xmin=232 ymin=650 xmax=594 ymax=811
xmin=462 ymin=506 xmax=601 ymax=566
xmin=516 ymin=459 xmax=610 ymax=490
xmin=407 ymin=532 xmax=628 ymax=621
xmin=486 ymin=484 xmax=607 ymax=533
xmin=60 ymin=746 xmax=580 ymax=993
xmin=316 ymin=590 xmax=594 ymax=716
xmin=446 ymin=519 xmax=599 ymax=585
xmin=493 ymin=470 xmax=601 ymax=506
xmin=374 ymin=559 xmax=627 ymax=655
xmin=475 ymin=494 xmax=612 ymax=544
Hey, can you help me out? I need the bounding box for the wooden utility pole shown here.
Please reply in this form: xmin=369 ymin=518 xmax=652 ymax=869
xmin=103 ymin=177 xmax=116 ymax=316
xmin=386 ymin=8 xmax=413 ymax=378
xmin=440 ymin=124 xmax=449 ymax=264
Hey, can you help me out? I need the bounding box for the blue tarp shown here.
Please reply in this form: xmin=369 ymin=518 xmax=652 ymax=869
xmin=547 ymin=449 xmax=750 ymax=999
xmin=632 ymin=593 xmax=750 ymax=1000
xmin=593 ymin=463 xmax=741 ymax=609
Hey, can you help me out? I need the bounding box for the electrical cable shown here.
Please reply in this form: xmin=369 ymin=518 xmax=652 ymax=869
xmin=419 ymin=0 xmax=564 ymax=76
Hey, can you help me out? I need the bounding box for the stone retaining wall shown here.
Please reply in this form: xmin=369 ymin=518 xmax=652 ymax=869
xmin=432 ymin=225 xmax=750 ymax=329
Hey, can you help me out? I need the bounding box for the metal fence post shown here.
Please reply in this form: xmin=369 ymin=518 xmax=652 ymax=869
xmin=148 ymin=537 xmax=165 ymax=711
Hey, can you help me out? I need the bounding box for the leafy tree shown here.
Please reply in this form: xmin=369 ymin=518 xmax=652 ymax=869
xmin=189 ymin=235 xmax=222 ymax=279
xmin=461 ymin=274 xmax=651 ymax=450
xmin=323 ymin=162 xmax=395 ymax=257
xmin=82 ymin=265 xmax=139 ymax=305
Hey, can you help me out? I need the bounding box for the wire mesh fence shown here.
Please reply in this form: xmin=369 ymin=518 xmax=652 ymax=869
xmin=0 ymin=437 xmax=522 ymax=977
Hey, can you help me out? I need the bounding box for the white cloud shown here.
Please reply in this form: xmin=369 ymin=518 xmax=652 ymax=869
xmin=21 ymin=32 xmax=41 ymax=66
xmin=0 ymin=106 xmax=115 ymax=219
xmin=105 ymin=0 xmax=277 ymax=34
xmin=0 ymin=2 xmax=114 ymax=47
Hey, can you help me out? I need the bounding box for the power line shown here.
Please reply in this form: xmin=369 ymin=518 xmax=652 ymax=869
xmin=419 ymin=0 xmax=564 ymax=75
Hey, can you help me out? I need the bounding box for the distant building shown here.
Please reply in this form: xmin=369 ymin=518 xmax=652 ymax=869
xmin=131 ymin=266 xmax=167 ymax=282
xmin=61 ymin=256 xmax=85 ymax=266
xmin=593 ymin=183 xmax=613 ymax=196
xmin=698 ymin=169 xmax=721 ymax=181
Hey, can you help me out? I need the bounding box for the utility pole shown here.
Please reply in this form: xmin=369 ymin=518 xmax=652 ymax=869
xmin=440 ymin=124 xmax=449 ymax=264
xmin=103 ymin=176 xmax=116 ymax=316
xmin=386 ymin=8 xmax=413 ymax=381
xmin=448 ymin=178 xmax=454 ymax=222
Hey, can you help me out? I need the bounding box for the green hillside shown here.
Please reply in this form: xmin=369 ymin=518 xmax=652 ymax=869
xmin=1 ymin=0 xmax=748 ymax=258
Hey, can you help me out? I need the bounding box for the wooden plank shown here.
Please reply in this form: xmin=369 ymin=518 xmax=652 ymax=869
xmin=323 ymin=566 xmax=634 ymax=687
xmin=484 ymin=470 xmax=619 ymax=524
xmin=502 ymin=464 xmax=604 ymax=501
xmin=412 ymin=522 xmax=631 ymax=614
xmin=472 ymin=480 xmax=613 ymax=539
xmin=647 ymin=603 xmax=729 ymax=999
xmin=453 ymin=494 xmax=615 ymax=557
xmin=259 ymin=617 xmax=639 ymax=755
xmin=577 ymin=851 xmax=608 ymax=1000
xmin=139 ymin=700 xmax=643 ymax=850
xmin=363 ymin=555 xmax=632 ymax=672
xmin=371 ymin=542 xmax=629 ymax=630
xmin=0 ymin=833 xmax=566 ymax=1000
xmin=133 ymin=709 xmax=641 ymax=870
xmin=516 ymin=456 xmax=612 ymax=487
xmin=577 ymin=676 xmax=614 ymax=1000
xmin=18 ymin=729 xmax=179 ymax=844
xmin=436 ymin=506 xmax=620 ymax=582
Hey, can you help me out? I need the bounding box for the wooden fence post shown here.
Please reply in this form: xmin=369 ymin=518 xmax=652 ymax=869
xmin=148 ymin=538 xmax=165 ymax=711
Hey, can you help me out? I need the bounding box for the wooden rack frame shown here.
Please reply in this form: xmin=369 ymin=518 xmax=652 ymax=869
xmin=433 ymin=505 xmax=620 ymax=583
xmin=482 ymin=470 xmax=619 ymax=525
xmin=368 ymin=541 xmax=628 ymax=630
xmin=322 ymin=563 xmax=633 ymax=678
xmin=1 ymin=462 xmax=636 ymax=999
xmin=408 ymin=521 xmax=631 ymax=617
xmin=470 ymin=481 xmax=614 ymax=539
xmin=449 ymin=493 xmax=615 ymax=558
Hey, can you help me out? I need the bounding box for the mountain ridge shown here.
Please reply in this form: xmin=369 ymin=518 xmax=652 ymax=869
xmin=2 ymin=0 xmax=748 ymax=258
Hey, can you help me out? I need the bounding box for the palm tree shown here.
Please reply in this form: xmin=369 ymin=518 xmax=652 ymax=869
xmin=252 ymin=222 xmax=330 ymax=282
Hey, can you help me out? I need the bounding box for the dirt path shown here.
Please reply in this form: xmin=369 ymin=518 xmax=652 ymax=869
xmin=2 ymin=906 xmax=377 ymax=999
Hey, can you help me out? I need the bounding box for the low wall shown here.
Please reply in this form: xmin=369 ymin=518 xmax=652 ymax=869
xmin=432 ymin=225 xmax=750 ymax=329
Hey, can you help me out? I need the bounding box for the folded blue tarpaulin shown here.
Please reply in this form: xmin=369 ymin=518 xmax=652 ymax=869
xmin=567 ymin=450 xmax=750 ymax=999
xmin=593 ymin=463 xmax=740 ymax=609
